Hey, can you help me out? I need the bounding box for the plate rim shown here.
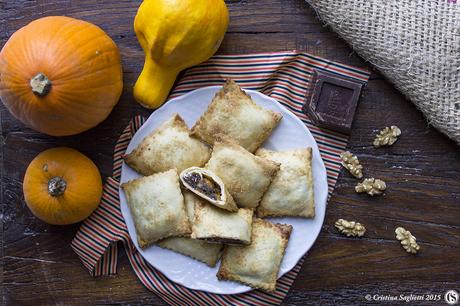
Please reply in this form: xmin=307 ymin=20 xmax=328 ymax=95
xmin=119 ymin=85 xmax=328 ymax=294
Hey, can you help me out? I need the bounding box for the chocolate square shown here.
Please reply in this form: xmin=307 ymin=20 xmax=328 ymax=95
xmin=303 ymin=70 xmax=364 ymax=134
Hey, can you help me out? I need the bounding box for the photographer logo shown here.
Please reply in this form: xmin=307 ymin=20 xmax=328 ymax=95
xmin=445 ymin=290 xmax=459 ymax=305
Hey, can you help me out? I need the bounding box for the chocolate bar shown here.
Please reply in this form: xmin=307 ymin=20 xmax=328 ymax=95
xmin=303 ymin=70 xmax=365 ymax=134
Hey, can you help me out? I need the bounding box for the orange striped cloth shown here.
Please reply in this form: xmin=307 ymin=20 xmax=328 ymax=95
xmin=72 ymin=51 xmax=370 ymax=305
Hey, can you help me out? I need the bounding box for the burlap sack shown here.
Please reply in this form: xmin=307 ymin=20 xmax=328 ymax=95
xmin=306 ymin=0 xmax=460 ymax=144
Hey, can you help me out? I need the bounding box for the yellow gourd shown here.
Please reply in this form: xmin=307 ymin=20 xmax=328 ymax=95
xmin=133 ymin=0 xmax=229 ymax=108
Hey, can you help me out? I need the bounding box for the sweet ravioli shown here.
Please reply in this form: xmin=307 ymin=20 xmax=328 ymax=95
xmin=124 ymin=114 xmax=211 ymax=175
xmin=256 ymin=148 xmax=315 ymax=218
xmin=191 ymin=200 xmax=253 ymax=245
xmin=121 ymin=169 xmax=191 ymax=248
xmin=157 ymin=236 xmax=222 ymax=267
xmin=191 ymin=79 xmax=282 ymax=152
xmin=118 ymin=79 xmax=314 ymax=290
xmin=217 ymin=218 xmax=292 ymax=292
xmin=157 ymin=192 xmax=222 ymax=267
xmin=180 ymin=167 xmax=238 ymax=212
xmin=205 ymin=137 xmax=280 ymax=208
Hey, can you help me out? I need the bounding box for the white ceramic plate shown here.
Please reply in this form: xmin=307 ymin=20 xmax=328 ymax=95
xmin=119 ymin=86 xmax=328 ymax=295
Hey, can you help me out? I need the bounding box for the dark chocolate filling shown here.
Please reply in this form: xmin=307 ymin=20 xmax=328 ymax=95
xmin=203 ymin=237 xmax=245 ymax=245
xmin=183 ymin=173 xmax=221 ymax=200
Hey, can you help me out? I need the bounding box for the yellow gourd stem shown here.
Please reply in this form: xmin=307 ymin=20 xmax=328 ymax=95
xmin=133 ymin=58 xmax=179 ymax=109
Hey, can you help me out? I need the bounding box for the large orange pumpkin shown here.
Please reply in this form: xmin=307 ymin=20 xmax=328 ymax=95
xmin=0 ymin=16 xmax=123 ymax=136
xmin=23 ymin=147 xmax=103 ymax=225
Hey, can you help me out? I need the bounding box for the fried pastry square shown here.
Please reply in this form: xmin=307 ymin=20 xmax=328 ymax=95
xmin=121 ymin=169 xmax=191 ymax=248
xmin=191 ymin=200 xmax=253 ymax=245
xmin=255 ymin=148 xmax=315 ymax=218
xmin=124 ymin=114 xmax=211 ymax=175
xmin=191 ymin=79 xmax=282 ymax=152
xmin=157 ymin=192 xmax=222 ymax=267
xmin=157 ymin=236 xmax=222 ymax=267
xmin=217 ymin=219 xmax=292 ymax=292
xmin=205 ymin=137 xmax=280 ymax=208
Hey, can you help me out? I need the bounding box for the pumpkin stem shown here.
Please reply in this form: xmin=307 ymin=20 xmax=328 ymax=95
xmin=48 ymin=176 xmax=67 ymax=197
xmin=30 ymin=73 xmax=52 ymax=97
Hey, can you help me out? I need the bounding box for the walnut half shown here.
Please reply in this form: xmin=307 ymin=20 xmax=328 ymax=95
xmin=335 ymin=219 xmax=366 ymax=237
xmin=355 ymin=178 xmax=386 ymax=196
xmin=373 ymin=126 xmax=401 ymax=147
xmin=340 ymin=151 xmax=363 ymax=179
xmin=395 ymin=227 xmax=420 ymax=254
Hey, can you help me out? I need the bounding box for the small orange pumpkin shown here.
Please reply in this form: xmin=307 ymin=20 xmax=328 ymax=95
xmin=0 ymin=16 xmax=123 ymax=136
xmin=23 ymin=147 xmax=103 ymax=225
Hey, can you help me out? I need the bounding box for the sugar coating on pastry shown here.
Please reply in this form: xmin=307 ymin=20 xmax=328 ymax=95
xmin=157 ymin=236 xmax=222 ymax=267
xmin=191 ymin=79 xmax=282 ymax=153
xmin=255 ymin=148 xmax=315 ymax=218
xmin=124 ymin=113 xmax=211 ymax=175
xmin=157 ymin=191 xmax=223 ymax=267
xmin=121 ymin=169 xmax=191 ymax=248
xmin=191 ymin=200 xmax=254 ymax=245
xmin=205 ymin=137 xmax=280 ymax=209
xmin=217 ymin=219 xmax=292 ymax=292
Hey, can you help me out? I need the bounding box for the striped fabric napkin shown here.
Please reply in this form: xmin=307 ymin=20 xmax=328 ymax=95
xmin=72 ymin=51 xmax=370 ymax=305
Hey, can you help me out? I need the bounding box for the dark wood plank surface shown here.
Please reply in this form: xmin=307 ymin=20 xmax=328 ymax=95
xmin=1 ymin=0 xmax=459 ymax=305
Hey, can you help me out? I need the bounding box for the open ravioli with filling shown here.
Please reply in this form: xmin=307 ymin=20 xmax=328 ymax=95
xmin=217 ymin=219 xmax=292 ymax=292
xmin=205 ymin=137 xmax=280 ymax=209
xmin=191 ymin=200 xmax=253 ymax=245
xmin=180 ymin=167 xmax=238 ymax=212
xmin=124 ymin=114 xmax=211 ymax=175
xmin=255 ymin=148 xmax=315 ymax=218
xmin=121 ymin=169 xmax=191 ymax=248
xmin=191 ymin=79 xmax=282 ymax=153
xmin=157 ymin=191 xmax=222 ymax=267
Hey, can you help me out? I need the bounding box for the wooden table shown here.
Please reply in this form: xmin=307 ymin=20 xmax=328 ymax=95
xmin=2 ymin=1 xmax=459 ymax=304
